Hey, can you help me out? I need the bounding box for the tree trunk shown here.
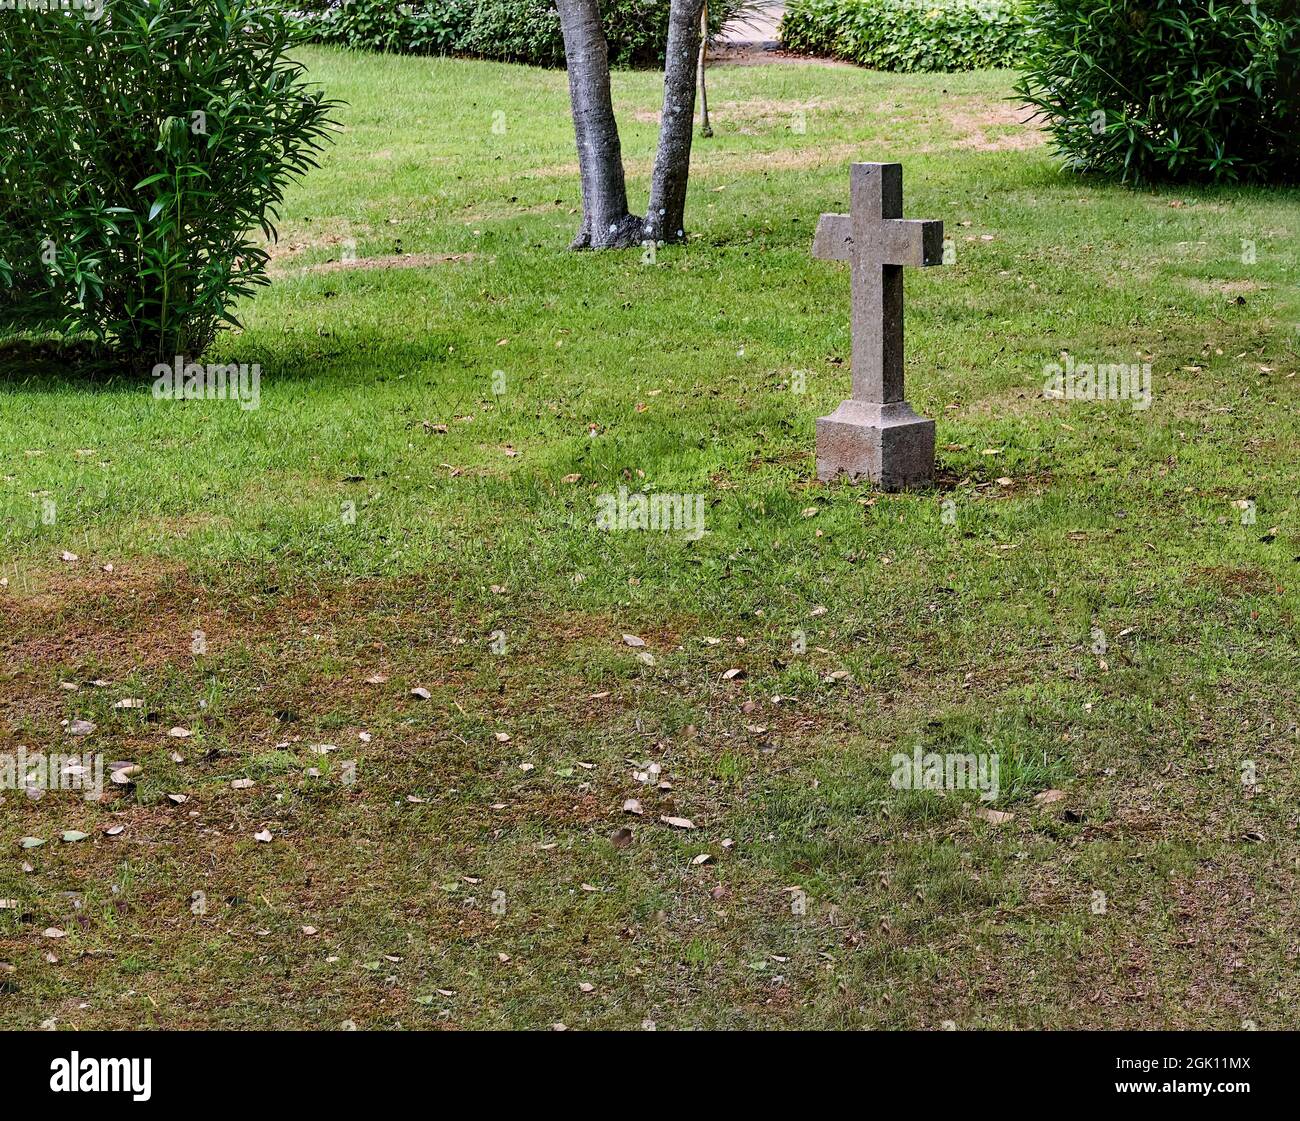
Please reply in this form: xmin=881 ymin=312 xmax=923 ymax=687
xmin=556 ymin=0 xmax=642 ymax=249
xmin=643 ymin=0 xmax=706 ymax=245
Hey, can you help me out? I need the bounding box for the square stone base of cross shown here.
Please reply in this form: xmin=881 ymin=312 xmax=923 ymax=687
xmin=815 ymin=400 xmax=935 ymax=490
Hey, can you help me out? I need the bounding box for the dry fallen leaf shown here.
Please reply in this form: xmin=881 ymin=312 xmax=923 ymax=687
xmin=622 ymin=798 xmax=643 ymax=815
xmin=167 ymin=727 xmax=192 ymax=739
xmin=410 ymin=687 xmax=431 ymax=700
xmin=68 ymin=719 xmax=95 ymax=736
xmin=660 ymin=815 xmax=696 ymax=830
xmin=975 ymin=807 xmax=1014 ymax=825
xmin=254 ymin=828 xmax=273 ymax=843
xmin=1034 ymin=789 xmax=1066 ymax=806
xmin=621 ymin=634 xmax=646 ymax=647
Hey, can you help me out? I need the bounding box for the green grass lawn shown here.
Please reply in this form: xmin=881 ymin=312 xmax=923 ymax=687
xmin=1 ymin=46 xmax=1298 ymax=1030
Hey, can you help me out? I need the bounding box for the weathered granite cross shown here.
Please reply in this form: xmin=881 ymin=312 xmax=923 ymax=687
xmin=812 ymin=162 xmax=945 ymax=489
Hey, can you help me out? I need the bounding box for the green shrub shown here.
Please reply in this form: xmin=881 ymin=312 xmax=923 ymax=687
xmin=1016 ymin=0 xmax=1300 ymax=184
xmin=294 ymin=0 xmax=748 ymax=68
xmin=781 ymin=0 xmax=1030 ymax=71
xmin=0 ymin=1 xmax=338 ymax=361
xmin=302 ymin=0 xmax=470 ymax=57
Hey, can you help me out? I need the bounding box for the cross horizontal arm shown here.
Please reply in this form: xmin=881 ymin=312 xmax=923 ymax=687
xmin=812 ymin=213 xmax=851 ymax=261
xmin=882 ymin=219 xmax=944 ymax=267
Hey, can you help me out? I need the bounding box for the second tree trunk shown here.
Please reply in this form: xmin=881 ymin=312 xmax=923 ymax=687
xmin=643 ymin=0 xmax=706 ymax=245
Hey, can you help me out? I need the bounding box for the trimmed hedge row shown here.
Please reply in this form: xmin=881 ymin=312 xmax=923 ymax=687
xmin=780 ymin=0 xmax=1030 ymax=72
xmin=290 ymin=0 xmax=745 ymax=69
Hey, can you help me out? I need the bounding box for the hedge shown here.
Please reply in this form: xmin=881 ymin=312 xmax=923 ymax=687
xmin=289 ymin=0 xmax=748 ymax=69
xmin=780 ymin=0 xmax=1030 ymax=71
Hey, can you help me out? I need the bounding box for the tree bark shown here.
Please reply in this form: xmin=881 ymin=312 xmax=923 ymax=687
xmin=643 ymin=0 xmax=706 ymax=245
xmin=555 ymin=0 xmax=642 ymax=249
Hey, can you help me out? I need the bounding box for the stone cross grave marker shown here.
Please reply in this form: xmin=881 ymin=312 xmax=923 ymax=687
xmin=812 ymin=162 xmax=945 ymax=490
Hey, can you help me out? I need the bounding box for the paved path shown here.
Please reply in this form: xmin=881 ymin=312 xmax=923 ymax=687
xmin=717 ymin=2 xmax=786 ymax=49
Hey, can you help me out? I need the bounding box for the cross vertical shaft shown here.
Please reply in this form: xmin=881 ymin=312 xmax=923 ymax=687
xmin=852 ymin=162 xmax=905 ymax=404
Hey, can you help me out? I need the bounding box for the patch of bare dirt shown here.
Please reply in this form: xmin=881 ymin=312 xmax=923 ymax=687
xmin=629 ymin=96 xmax=847 ymax=126
xmin=0 ymin=561 xmax=255 ymax=676
xmin=263 ymin=227 xmax=356 ymax=265
xmin=945 ymin=104 xmax=1045 ymax=152
xmin=1180 ymin=278 xmax=1262 ymax=298
xmin=529 ymin=139 xmax=864 ymax=180
xmin=272 ymin=253 xmax=477 ymax=278
xmin=1187 ymin=566 xmax=1278 ymax=596
xmin=708 ymin=45 xmax=854 ymax=68
xmin=703 ymin=140 xmax=867 ymax=174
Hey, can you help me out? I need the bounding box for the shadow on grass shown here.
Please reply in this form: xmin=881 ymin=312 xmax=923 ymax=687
xmin=0 ymin=336 xmax=134 ymax=389
xmin=0 ymin=329 xmax=470 ymax=395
